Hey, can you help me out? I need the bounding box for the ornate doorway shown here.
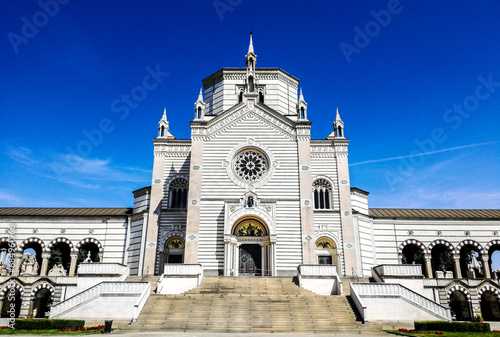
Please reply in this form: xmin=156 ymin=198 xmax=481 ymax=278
xmin=239 ymin=244 xmax=261 ymax=276
xmin=224 ymin=216 xmax=275 ymax=276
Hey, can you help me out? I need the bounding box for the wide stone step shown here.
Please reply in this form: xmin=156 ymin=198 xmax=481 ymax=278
xmin=119 ymin=276 xmax=382 ymax=334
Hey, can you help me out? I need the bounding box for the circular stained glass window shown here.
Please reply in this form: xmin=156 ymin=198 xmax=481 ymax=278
xmin=233 ymin=150 xmax=268 ymax=182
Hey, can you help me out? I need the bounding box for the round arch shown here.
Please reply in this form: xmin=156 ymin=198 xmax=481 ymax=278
xmin=0 ymin=282 xmax=23 ymax=318
xmin=0 ymin=238 xmax=16 ymax=251
xmin=455 ymin=240 xmax=485 ymax=255
xmin=456 ymin=240 xmax=485 ymax=278
xmin=75 ymin=238 xmax=103 ymax=254
xmin=18 ymin=237 xmax=46 ymax=253
xmin=0 ymin=281 xmax=24 ymax=300
xmin=479 ymin=285 xmax=500 ymax=321
xmin=224 ymin=214 xmax=275 ymax=277
xmin=398 ymin=239 xmax=428 ymax=257
xmin=315 ymin=235 xmax=341 ymax=275
xmin=233 ymin=217 xmax=268 ymax=237
xmin=31 ymin=282 xmax=55 ymax=319
xmin=428 ymin=240 xmax=454 ymax=278
xmin=47 ymin=237 xmax=75 ymax=252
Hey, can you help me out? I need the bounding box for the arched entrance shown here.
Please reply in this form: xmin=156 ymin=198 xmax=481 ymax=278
xmin=1 ymin=289 xmax=22 ymax=318
xmin=315 ymin=236 xmax=340 ymax=275
xmin=480 ymin=291 xmax=500 ymax=321
xmin=224 ymin=217 xmax=275 ymax=276
xmin=401 ymin=244 xmax=425 ymax=276
xmin=32 ymin=288 xmax=52 ymax=318
xmin=159 ymin=237 xmax=185 ymax=274
xmin=449 ymin=291 xmax=471 ymax=321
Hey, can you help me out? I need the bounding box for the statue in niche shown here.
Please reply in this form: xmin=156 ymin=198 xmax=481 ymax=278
xmin=467 ymin=251 xmax=482 ymax=277
xmin=83 ymin=251 xmax=93 ymax=263
xmin=48 ymin=264 xmax=67 ymax=276
xmin=247 ymin=196 xmax=254 ymax=207
xmin=20 ymin=253 xmax=39 ymax=275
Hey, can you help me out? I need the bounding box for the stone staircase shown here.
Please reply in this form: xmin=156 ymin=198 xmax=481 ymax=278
xmin=119 ymin=276 xmax=384 ymax=334
xmin=125 ymin=275 xmax=159 ymax=294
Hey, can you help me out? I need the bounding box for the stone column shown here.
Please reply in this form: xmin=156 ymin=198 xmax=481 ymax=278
xmin=40 ymin=252 xmax=51 ymax=276
xmin=224 ymin=240 xmax=231 ymax=276
xmin=424 ymin=255 xmax=433 ymax=278
xmin=68 ymin=253 xmax=78 ymax=276
xmin=334 ymin=139 xmax=358 ymax=276
xmin=453 ymin=254 xmax=461 ymax=279
xmin=296 ymin=123 xmax=316 ymax=265
xmin=12 ymin=252 xmax=23 ymax=276
xmin=27 ymin=299 xmax=35 ymax=319
xmin=184 ymin=130 xmax=205 ymax=264
xmin=481 ymin=255 xmax=491 ymax=278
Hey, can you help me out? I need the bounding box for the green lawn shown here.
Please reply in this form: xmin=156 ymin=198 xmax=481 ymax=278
xmin=0 ymin=328 xmax=104 ymax=335
xmin=387 ymin=330 xmax=500 ymax=337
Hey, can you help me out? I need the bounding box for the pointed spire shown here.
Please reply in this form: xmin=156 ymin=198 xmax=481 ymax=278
xmin=335 ymin=107 xmax=342 ymax=122
xmin=196 ymin=88 xmax=204 ymax=102
xmin=299 ymin=88 xmax=305 ymax=102
xmin=247 ymin=31 xmax=255 ymax=55
xmin=158 ymin=108 xmax=175 ymax=139
xmin=161 ymin=107 xmax=167 ymax=122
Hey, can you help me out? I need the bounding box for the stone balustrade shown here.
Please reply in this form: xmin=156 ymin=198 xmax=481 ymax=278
xmin=297 ymin=264 xmax=342 ymax=295
xmin=373 ymin=264 xmax=423 ymax=278
xmin=350 ymin=282 xmax=450 ymax=322
xmin=76 ymin=263 xmax=130 ymax=277
xmin=163 ymin=263 xmax=203 ymax=276
xmin=50 ymin=281 xmax=149 ymax=318
xmin=157 ymin=264 xmax=203 ymax=294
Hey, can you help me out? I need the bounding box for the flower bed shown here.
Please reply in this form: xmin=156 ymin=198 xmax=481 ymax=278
xmin=399 ymin=328 xmax=443 ymax=335
xmin=57 ymin=325 xmax=104 ymax=332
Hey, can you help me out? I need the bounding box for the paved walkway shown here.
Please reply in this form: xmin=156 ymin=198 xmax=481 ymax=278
xmin=110 ymin=333 xmax=389 ymax=337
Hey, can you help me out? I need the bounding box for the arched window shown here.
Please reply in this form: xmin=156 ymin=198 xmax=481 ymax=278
xmin=169 ymin=178 xmax=189 ymax=209
xmin=259 ymin=91 xmax=264 ymax=103
xmin=238 ymin=91 xmax=243 ymax=103
xmin=197 ymin=107 xmax=202 ymax=119
xmin=313 ymin=179 xmax=332 ymax=210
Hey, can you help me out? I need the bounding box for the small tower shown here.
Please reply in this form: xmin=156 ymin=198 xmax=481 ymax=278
xmin=194 ymin=88 xmax=206 ymax=120
xmin=296 ymin=88 xmax=308 ymax=120
xmin=245 ymin=32 xmax=257 ymax=93
xmin=158 ymin=108 xmax=175 ymax=139
xmin=327 ymin=108 xmax=345 ymax=139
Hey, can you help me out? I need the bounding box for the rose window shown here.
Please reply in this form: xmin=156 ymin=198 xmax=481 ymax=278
xmin=234 ymin=150 xmax=268 ymax=182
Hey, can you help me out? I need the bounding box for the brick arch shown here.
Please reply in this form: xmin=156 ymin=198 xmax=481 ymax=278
xmin=455 ymin=240 xmax=485 ymax=255
xmin=398 ymin=239 xmax=428 ymax=256
xmin=447 ymin=284 xmax=471 ymax=300
xmin=159 ymin=231 xmax=185 ymax=252
xmin=428 ymin=239 xmax=454 ymax=252
xmin=30 ymin=282 xmax=55 ymax=296
xmin=47 ymin=237 xmax=74 ymax=252
xmin=75 ymin=238 xmax=103 ymax=254
xmin=0 ymin=237 xmax=16 ymax=250
xmin=18 ymin=237 xmax=46 ymax=252
xmin=0 ymin=281 xmax=24 ymax=299
xmin=485 ymin=240 xmax=500 ymax=252
xmin=478 ymin=284 xmax=500 ymax=300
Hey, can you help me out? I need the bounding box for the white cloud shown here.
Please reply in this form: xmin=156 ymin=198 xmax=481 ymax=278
xmin=350 ymin=141 xmax=498 ymax=167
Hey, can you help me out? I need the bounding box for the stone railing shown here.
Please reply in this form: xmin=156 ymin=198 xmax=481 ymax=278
xmin=423 ymin=278 xmax=452 ymax=287
xmin=373 ymin=264 xmax=424 ymax=279
xmin=297 ymin=264 xmax=342 ymax=295
xmin=350 ymin=282 xmax=451 ymax=321
xmin=49 ymin=276 xmax=78 ymax=285
xmin=298 ymin=264 xmax=338 ymax=276
xmin=157 ymin=264 xmax=203 ymax=294
xmin=163 ymin=264 xmax=203 ymax=276
xmin=50 ymin=281 xmax=149 ymax=318
xmin=77 ymin=263 xmax=130 ymax=278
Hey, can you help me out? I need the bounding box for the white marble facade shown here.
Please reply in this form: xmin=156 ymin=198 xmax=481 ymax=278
xmin=0 ymin=35 xmax=499 ymax=320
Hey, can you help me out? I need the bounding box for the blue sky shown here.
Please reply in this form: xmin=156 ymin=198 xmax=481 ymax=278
xmin=0 ymin=1 xmax=499 ymax=209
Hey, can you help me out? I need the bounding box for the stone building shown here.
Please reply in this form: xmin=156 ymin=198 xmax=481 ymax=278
xmin=0 ymin=35 xmax=499 ymax=323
